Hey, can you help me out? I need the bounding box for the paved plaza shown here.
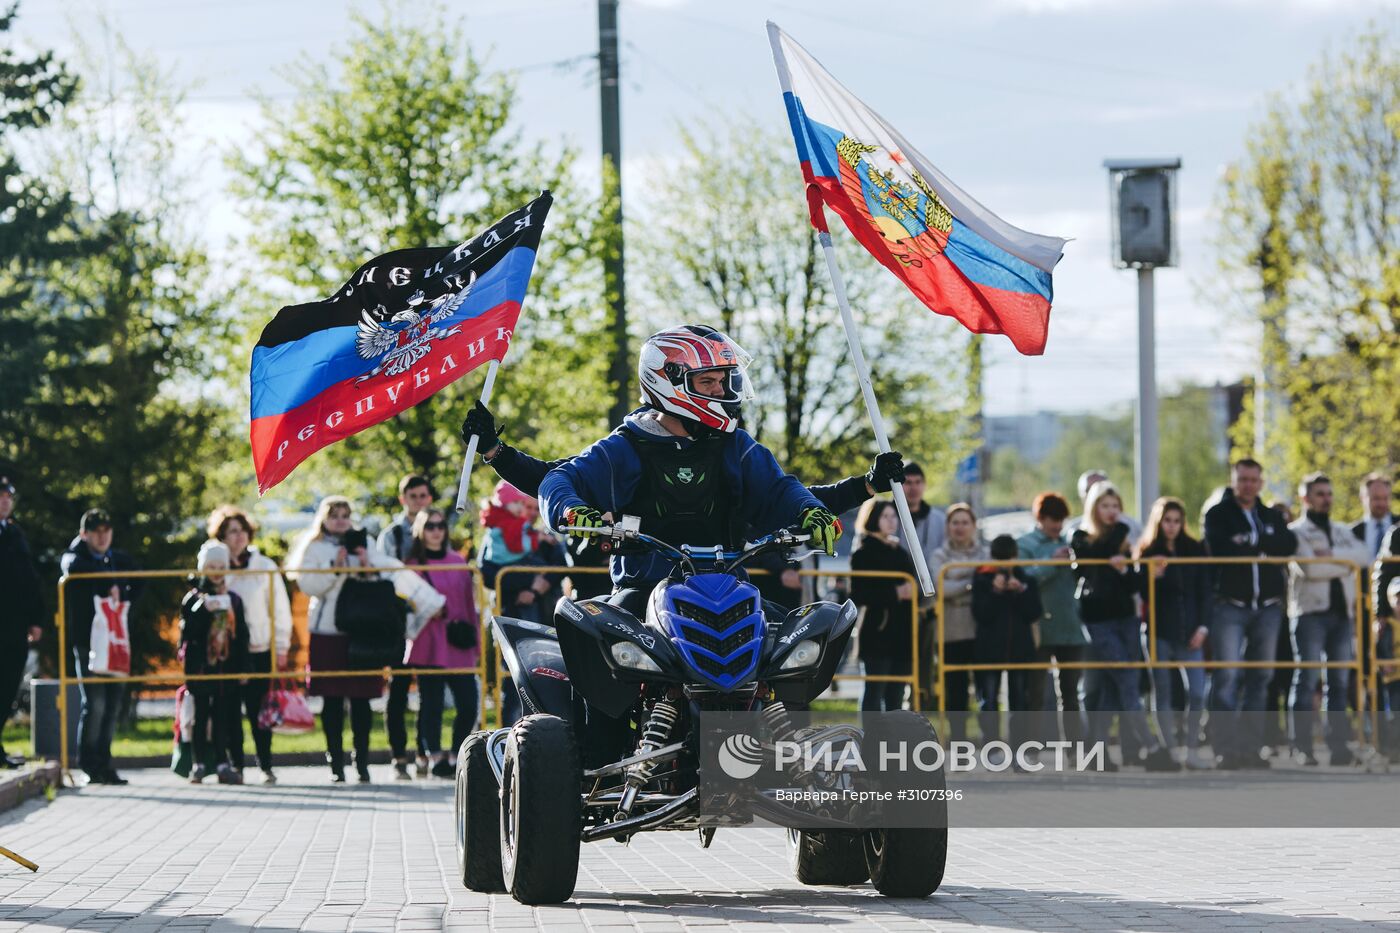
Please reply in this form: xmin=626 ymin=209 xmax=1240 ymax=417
xmin=0 ymin=767 xmax=1397 ymax=931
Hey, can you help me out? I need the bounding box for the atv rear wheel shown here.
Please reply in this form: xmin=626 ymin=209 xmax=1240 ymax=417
xmin=499 ymin=714 xmax=582 ymax=904
xmin=788 ymin=828 xmax=870 ymax=885
xmin=455 ymin=731 xmax=504 ymax=892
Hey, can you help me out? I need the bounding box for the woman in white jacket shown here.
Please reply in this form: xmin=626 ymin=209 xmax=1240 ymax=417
xmin=208 ymin=506 xmax=292 ymax=784
xmin=287 ymin=496 xmax=444 ymax=783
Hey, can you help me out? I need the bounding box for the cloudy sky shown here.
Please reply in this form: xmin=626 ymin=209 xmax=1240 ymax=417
xmin=15 ymin=0 xmax=1400 ymax=416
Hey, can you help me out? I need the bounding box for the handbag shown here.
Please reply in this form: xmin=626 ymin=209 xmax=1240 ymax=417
xmin=89 ymin=595 xmax=132 ymax=677
xmin=444 ymin=619 xmax=478 ymax=651
xmin=335 ymin=575 xmax=408 ymax=669
xmin=258 ymin=686 xmax=316 ymax=735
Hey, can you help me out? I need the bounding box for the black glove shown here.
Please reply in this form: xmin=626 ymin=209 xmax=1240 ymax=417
xmin=865 ymin=450 xmax=905 ymax=493
xmin=460 ymin=400 xmax=502 ymax=456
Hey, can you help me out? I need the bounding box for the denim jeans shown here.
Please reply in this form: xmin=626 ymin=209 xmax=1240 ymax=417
xmin=1209 ymin=600 xmax=1284 ymax=758
xmin=861 ymin=654 xmax=908 ymax=712
xmin=74 ymin=648 xmax=123 ymax=777
xmin=1151 ymin=639 xmax=1206 ymax=749
xmin=1289 ymin=610 xmax=1354 ymax=755
xmin=1085 ymin=617 xmax=1158 ymax=756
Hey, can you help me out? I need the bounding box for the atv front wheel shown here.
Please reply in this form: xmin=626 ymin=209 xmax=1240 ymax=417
xmin=499 ymin=714 xmax=582 ymax=904
xmin=862 ymin=710 xmax=947 ymax=898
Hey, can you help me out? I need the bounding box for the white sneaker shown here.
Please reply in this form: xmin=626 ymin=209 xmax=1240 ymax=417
xmin=1185 ymin=748 xmax=1214 ymax=770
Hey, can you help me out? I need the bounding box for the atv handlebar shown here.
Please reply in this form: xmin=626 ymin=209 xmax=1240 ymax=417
xmin=566 ymin=516 xmax=813 ymax=575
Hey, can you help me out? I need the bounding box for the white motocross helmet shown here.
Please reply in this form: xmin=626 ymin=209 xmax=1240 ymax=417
xmin=636 ymin=325 xmax=755 ymax=434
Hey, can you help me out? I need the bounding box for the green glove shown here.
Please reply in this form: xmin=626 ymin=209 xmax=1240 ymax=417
xmin=562 ymin=505 xmax=604 ymax=541
xmin=800 ymin=507 xmax=842 ymax=556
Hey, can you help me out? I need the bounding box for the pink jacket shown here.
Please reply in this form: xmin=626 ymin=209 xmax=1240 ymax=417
xmin=405 ymin=552 xmax=481 ymax=669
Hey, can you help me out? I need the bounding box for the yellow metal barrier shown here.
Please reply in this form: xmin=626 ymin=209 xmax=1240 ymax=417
xmin=55 ymin=563 xmax=490 ymax=779
xmin=933 ymin=555 xmax=1374 ymax=746
xmin=488 ymin=563 xmax=923 ymax=714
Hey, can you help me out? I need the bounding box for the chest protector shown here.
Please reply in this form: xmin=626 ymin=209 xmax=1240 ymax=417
xmin=620 ymin=429 xmax=740 ymax=550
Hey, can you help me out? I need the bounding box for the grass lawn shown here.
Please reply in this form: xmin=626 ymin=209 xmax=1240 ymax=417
xmin=4 ymin=696 xmax=862 ymax=761
xmin=4 ymin=707 xmax=507 ymax=760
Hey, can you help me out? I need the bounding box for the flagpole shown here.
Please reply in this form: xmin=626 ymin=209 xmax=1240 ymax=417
xmin=454 ymin=359 xmax=501 ymax=514
xmin=817 ymin=230 xmax=935 ymax=597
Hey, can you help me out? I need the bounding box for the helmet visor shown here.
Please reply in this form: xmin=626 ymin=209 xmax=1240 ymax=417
xmin=684 ymin=363 xmax=755 ymax=405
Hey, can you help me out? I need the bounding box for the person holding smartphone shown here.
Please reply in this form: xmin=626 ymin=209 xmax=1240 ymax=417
xmin=288 ymin=497 xmax=385 ymax=784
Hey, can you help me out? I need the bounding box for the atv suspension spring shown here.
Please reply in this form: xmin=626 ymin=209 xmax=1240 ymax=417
xmin=762 ymin=701 xmax=812 ymax=786
xmin=616 ymin=698 xmax=682 ymax=819
xmin=761 ymin=701 xmax=797 ymax=744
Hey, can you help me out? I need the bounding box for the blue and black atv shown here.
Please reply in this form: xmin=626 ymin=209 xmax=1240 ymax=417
xmin=453 ymin=517 xmax=948 ymax=904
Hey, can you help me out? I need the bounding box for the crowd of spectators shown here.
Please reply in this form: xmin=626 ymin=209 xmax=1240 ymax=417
xmin=857 ymin=461 xmax=1400 ymax=771
xmin=1 ymin=456 xmax=1397 ymax=783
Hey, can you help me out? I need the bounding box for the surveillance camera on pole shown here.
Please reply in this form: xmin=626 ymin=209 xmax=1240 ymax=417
xmin=1104 ymin=157 xmax=1180 ymax=524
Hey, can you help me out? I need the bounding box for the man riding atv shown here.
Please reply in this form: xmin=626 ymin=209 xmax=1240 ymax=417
xmin=537 ymin=325 xmax=847 ymax=613
xmin=457 ymin=326 xmax=948 ymax=906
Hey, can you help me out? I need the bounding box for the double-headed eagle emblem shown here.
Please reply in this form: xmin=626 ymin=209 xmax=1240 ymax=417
xmin=835 ymin=136 xmax=953 ymax=265
xmin=353 ymin=271 xmax=476 ymax=382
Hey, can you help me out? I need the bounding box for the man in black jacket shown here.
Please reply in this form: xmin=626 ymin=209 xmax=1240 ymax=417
xmin=1373 ymin=523 xmax=1400 ymax=760
xmin=61 ymin=509 xmax=143 ymax=785
xmin=0 ymin=477 xmax=45 ymax=768
xmin=1203 ymin=460 xmax=1297 ymax=769
xmin=1352 ymin=473 xmax=1397 ymax=723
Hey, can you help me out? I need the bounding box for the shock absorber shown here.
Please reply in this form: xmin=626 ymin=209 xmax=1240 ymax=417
xmin=616 ymin=698 xmax=682 ymax=819
xmin=761 ymin=701 xmax=798 ymax=744
xmin=762 ymin=701 xmax=813 ymax=787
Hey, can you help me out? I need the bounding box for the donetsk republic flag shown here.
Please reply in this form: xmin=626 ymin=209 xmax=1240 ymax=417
xmin=249 ymin=191 xmax=552 ymax=494
xmin=768 ymin=24 xmax=1067 ymax=355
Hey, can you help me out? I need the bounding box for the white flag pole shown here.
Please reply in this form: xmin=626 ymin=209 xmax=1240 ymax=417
xmin=768 ymin=23 xmax=933 ymax=595
xmin=454 ymin=358 xmax=501 ymax=514
xmin=817 ymin=231 xmax=935 ymax=597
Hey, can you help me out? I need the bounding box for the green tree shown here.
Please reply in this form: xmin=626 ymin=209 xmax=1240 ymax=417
xmin=228 ymin=7 xmax=609 ymax=513
xmin=1159 ymin=385 xmax=1230 ymax=523
xmin=1215 ymin=26 xmax=1400 ymax=499
xmin=983 ymin=388 xmax=1227 ymax=520
xmin=639 ymin=119 xmax=968 ymax=486
xmin=3 ymin=26 xmax=232 ymax=672
xmin=0 ymin=3 xmax=92 ymax=491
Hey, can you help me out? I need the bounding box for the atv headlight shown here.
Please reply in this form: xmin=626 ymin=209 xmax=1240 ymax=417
xmin=610 ymin=640 xmax=661 ymax=672
xmin=779 ymin=639 xmax=821 ymax=671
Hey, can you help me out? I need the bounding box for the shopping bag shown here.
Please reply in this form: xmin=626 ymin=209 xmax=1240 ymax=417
xmin=89 ymin=596 xmax=132 ymax=677
xmin=174 ymin=685 xmax=195 ymax=742
xmin=258 ymin=686 xmax=316 ymax=735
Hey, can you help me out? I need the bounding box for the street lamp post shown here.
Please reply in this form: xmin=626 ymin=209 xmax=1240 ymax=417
xmin=1104 ymin=157 xmax=1180 ymax=524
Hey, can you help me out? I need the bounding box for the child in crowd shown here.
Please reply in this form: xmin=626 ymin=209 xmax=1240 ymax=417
xmin=479 ymin=481 xmax=566 ymax=625
xmin=971 ymin=534 xmax=1042 ymax=749
xmin=180 ymin=541 xmax=250 ymax=784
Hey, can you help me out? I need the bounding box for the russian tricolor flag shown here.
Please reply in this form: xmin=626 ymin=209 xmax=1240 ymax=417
xmin=249 ymin=192 xmax=552 ymax=494
xmin=768 ymin=24 xmax=1066 ymax=355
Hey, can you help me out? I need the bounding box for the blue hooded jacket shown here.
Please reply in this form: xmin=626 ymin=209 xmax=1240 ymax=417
xmin=539 ymin=408 xmax=823 ymax=588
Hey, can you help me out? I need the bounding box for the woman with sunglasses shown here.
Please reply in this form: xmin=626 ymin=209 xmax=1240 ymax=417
xmin=387 ymin=508 xmax=481 ymax=778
